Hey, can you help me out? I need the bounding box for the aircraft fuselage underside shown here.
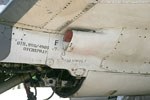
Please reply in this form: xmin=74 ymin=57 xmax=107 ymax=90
xmin=1 ymin=24 xmax=150 ymax=97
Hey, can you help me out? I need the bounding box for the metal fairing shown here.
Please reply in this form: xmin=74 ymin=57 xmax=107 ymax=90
xmin=2 ymin=26 xmax=150 ymax=77
xmin=1 ymin=26 xmax=49 ymax=64
xmin=67 ymin=29 xmax=150 ymax=74
xmin=2 ymin=26 xmax=150 ymax=97
xmin=73 ymin=71 xmax=150 ymax=97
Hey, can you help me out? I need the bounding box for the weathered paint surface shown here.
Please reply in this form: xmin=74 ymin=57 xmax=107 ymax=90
xmin=2 ymin=25 xmax=150 ymax=97
xmin=73 ymin=71 xmax=150 ymax=97
xmin=1 ymin=26 xmax=49 ymax=64
xmin=2 ymin=26 xmax=150 ymax=76
xmin=1 ymin=0 xmax=150 ymax=97
xmin=1 ymin=0 xmax=150 ymax=33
